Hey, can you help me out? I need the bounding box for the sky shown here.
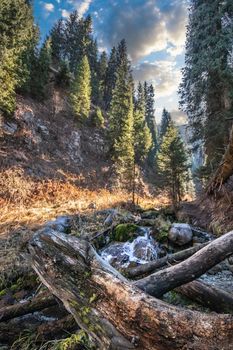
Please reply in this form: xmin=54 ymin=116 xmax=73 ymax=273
xmin=34 ymin=0 xmax=189 ymax=124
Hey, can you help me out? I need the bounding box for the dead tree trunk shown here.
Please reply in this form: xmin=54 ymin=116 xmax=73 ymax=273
xmin=176 ymin=280 xmax=233 ymax=314
xmin=207 ymin=123 xmax=233 ymax=193
xmin=0 ymin=292 xmax=57 ymax=322
xmin=28 ymin=229 xmax=233 ymax=350
xmin=135 ymin=230 xmax=233 ymax=297
xmin=125 ymin=243 xmax=208 ymax=278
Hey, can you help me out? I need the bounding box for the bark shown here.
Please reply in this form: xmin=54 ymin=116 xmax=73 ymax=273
xmin=28 ymin=229 xmax=233 ymax=350
xmin=0 ymin=292 xmax=57 ymax=322
xmin=207 ymin=123 xmax=233 ymax=193
xmin=135 ymin=230 xmax=233 ymax=297
xmin=126 ymin=243 xmax=208 ymax=278
xmin=176 ymin=280 xmax=233 ymax=314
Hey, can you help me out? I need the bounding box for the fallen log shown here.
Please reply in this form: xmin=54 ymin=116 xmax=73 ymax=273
xmin=0 ymin=292 xmax=57 ymax=322
xmin=176 ymin=280 xmax=233 ymax=314
xmin=135 ymin=230 xmax=233 ymax=297
xmin=126 ymin=243 xmax=208 ymax=278
xmin=0 ymin=314 xmax=76 ymax=344
xmin=28 ymin=229 xmax=233 ymax=350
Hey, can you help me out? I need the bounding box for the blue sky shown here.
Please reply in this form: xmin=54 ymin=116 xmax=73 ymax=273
xmin=34 ymin=0 xmax=188 ymax=124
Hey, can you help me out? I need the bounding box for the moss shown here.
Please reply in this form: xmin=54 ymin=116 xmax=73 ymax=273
xmin=112 ymin=224 xmax=139 ymax=242
xmin=0 ymin=288 xmax=7 ymax=297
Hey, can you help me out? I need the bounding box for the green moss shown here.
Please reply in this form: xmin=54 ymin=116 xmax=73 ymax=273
xmin=112 ymin=224 xmax=139 ymax=242
xmin=0 ymin=289 xmax=7 ymax=297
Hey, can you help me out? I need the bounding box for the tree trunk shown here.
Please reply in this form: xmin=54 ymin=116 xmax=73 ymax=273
xmin=0 ymin=314 xmax=76 ymax=344
xmin=176 ymin=280 xmax=233 ymax=314
xmin=125 ymin=243 xmax=208 ymax=278
xmin=0 ymin=292 xmax=57 ymax=322
xmin=135 ymin=230 xmax=233 ymax=297
xmin=207 ymin=123 xmax=233 ymax=193
xmin=28 ymin=229 xmax=233 ymax=350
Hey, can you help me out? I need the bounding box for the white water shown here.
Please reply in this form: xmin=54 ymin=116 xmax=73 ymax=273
xmin=101 ymin=227 xmax=159 ymax=268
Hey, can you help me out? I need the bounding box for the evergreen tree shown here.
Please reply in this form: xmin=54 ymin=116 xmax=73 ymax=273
xmin=104 ymin=46 xmax=117 ymax=109
xmin=144 ymin=82 xmax=157 ymax=163
xmin=109 ymin=57 xmax=134 ymax=186
xmin=70 ymin=55 xmax=91 ymax=119
xmin=157 ymin=123 xmax=190 ymax=207
xmin=64 ymin=12 xmax=92 ymax=73
xmin=0 ymin=0 xmax=37 ymax=115
xmin=179 ymin=0 xmax=233 ymax=171
xmin=88 ymin=38 xmax=99 ymax=104
xmin=50 ymin=19 xmax=65 ymax=63
xmin=30 ymin=38 xmax=52 ymax=100
xmin=98 ymin=51 xmax=108 ymax=107
xmin=160 ymin=108 xmax=172 ymax=141
xmin=134 ymin=82 xmax=152 ymax=163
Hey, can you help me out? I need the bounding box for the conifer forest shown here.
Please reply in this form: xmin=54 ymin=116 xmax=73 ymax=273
xmin=0 ymin=1 xmax=233 ymax=349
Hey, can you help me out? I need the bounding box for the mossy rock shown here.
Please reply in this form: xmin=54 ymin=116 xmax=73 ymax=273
xmin=141 ymin=210 xmax=159 ymax=219
xmin=112 ymin=224 xmax=140 ymax=242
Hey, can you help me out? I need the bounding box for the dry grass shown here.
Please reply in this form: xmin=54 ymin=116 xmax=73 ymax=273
xmin=0 ymin=171 xmax=168 ymax=238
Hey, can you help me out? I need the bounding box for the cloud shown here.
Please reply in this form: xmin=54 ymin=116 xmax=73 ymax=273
xmin=133 ymin=60 xmax=182 ymax=97
xmin=68 ymin=0 xmax=92 ymax=17
xmin=43 ymin=2 xmax=54 ymax=13
xmin=170 ymin=109 xmax=187 ymax=125
xmin=95 ymin=0 xmax=188 ymax=62
xmin=60 ymin=9 xmax=70 ymax=18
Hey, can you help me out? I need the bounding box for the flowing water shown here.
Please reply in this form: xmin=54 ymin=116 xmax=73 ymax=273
xmin=100 ymin=227 xmax=160 ymax=269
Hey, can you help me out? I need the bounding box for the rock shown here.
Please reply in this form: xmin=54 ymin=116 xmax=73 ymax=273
xmin=37 ymin=124 xmax=49 ymax=137
xmin=168 ymin=223 xmax=193 ymax=246
xmin=22 ymin=111 xmax=34 ymax=123
xmin=46 ymin=216 xmax=71 ymax=234
xmin=2 ymin=122 xmax=18 ymax=135
xmin=112 ymin=223 xmax=141 ymax=242
xmin=141 ymin=210 xmax=159 ymax=219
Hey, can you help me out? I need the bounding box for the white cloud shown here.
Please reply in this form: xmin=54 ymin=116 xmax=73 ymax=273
xmin=133 ymin=60 xmax=182 ymax=97
xmin=43 ymin=2 xmax=54 ymax=13
xmin=68 ymin=0 xmax=92 ymax=17
xmin=60 ymin=9 xmax=70 ymax=18
xmin=96 ymin=0 xmax=188 ymax=62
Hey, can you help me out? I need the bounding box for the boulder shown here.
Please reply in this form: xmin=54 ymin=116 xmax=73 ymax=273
xmin=168 ymin=223 xmax=193 ymax=246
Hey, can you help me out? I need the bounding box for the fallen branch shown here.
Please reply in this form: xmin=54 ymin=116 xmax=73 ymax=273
xmin=28 ymin=229 xmax=233 ymax=350
xmin=0 ymin=292 xmax=57 ymax=322
xmin=126 ymin=243 xmax=208 ymax=278
xmin=135 ymin=230 xmax=233 ymax=297
xmin=176 ymin=280 xmax=233 ymax=314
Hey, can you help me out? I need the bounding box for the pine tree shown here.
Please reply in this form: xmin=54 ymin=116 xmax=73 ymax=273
xmin=157 ymin=123 xmax=190 ymax=207
xmin=160 ymin=108 xmax=172 ymax=141
xmin=70 ymin=55 xmax=91 ymax=119
xmin=0 ymin=0 xmax=37 ymax=115
xmin=88 ymin=38 xmax=99 ymax=104
xmin=109 ymin=59 xmax=134 ymax=186
xmin=30 ymin=38 xmax=52 ymax=100
xmin=134 ymin=82 xmax=152 ymax=163
xmin=98 ymin=51 xmax=108 ymax=107
xmin=104 ymin=46 xmax=117 ymax=109
xmin=144 ymin=82 xmax=157 ymax=163
xmin=179 ymin=0 xmax=233 ymax=171
xmin=50 ymin=19 xmax=65 ymax=63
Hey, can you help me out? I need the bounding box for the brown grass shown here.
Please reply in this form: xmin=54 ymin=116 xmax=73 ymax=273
xmin=0 ymin=169 xmax=168 ymax=237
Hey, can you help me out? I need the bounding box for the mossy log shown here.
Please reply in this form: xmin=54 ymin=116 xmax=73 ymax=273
xmin=29 ymin=229 xmax=233 ymax=350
